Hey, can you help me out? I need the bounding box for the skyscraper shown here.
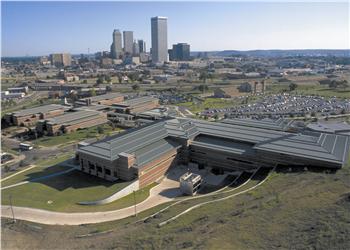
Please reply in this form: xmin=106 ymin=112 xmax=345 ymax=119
xmin=123 ymin=31 xmax=133 ymax=55
xmin=169 ymin=43 xmax=191 ymax=61
xmin=133 ymin=40 xmax=140 ymax=56
xmin=138 ymin=39 xmax=146 ymax=53
xmin=50 ymin=53 xmax=71 ymax=67
xmin=110 ymin=29 xmax=122 ymax=59
xmin=151 ymin=16 xmax=168 ymax=63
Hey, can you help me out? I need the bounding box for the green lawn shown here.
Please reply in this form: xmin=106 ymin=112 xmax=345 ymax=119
xmin=267 ymin=84 xmax=350 ymax=99
xmin=33 ymin=124 xmax=122 ymax=147
xmin=1 ymin=98 xmax=61 ymax=117
xmin=1 ymin=170 xmax=155 ymax=212
xmin=178 ymin=98 xmax=241 ymax=113
xmin=1 ymin=153 xmax=74 ymax=187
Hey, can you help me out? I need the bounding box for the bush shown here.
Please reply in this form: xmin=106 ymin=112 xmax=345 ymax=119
xmin=97 ymin=126 xmax=104 ymax=134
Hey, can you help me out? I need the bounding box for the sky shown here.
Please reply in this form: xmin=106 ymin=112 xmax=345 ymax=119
xmin=1 ymin=1 xmax=349 ymax=57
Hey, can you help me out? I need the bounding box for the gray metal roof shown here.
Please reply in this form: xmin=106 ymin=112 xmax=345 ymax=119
xmin=80 ymin=93 xmax=123 ymax=102
xmin=307 ymin=122 xmax=350 ymax=134
xmin=222 ymin=118 xmax=292 ymax=131
xmin=77 ymin=121 xmax=169 ymax=161
xmin=45 ymin=110 xmax=104 ymax=126
xmin=134 ymin=138 xmax=181 ymax=168
xmin=10 ymin=104 xmax=69 ymax=117
xmin=192 ymin=134 xmax=255 ymax=156
xmin=113 ymin=96 xmax=158 ymax=108
xmin=77 ymin=117 xmax=350 ymax=167
xmin=254 ymin=133 xmax=349 ymax=164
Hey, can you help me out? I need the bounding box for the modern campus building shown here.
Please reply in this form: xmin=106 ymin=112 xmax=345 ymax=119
xmin=76 ymin=118 xmax=350 ymax=188
xmin=169 ymin=43 xmax=190 ymax=61
xmin=4 ymin=104 xmax=69 ymax=126
xmin=110 ymin=29 xmax=123 ymax=59
xmin=151 ymin=16 xmax=168 ymax=63
xmin=123 ymin=31 xmax=134 ymax=55
xmin=36 ymin=110 xmax=107 ymax=136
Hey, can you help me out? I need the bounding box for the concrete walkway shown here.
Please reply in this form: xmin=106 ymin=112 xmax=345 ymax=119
xmin=1 ymin=176 xmax=181 ymax=225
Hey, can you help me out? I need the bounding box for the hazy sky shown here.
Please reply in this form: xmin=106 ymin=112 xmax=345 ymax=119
xmin=1 ymin=1 xmax=349 ymax=57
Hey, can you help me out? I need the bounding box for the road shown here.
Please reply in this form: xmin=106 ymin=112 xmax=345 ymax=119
xmin=1 ymin=176 xmax=181 ymax=225
xmin=1 ymin=135 xmax=76 ymax=174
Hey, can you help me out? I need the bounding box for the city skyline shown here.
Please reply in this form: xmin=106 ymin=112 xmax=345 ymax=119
xmin=1 ymin=1 xmax=349 ymax=57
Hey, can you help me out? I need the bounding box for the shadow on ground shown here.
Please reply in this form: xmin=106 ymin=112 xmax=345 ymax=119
xmin=28 ymin=169 xmax=123 ymax=191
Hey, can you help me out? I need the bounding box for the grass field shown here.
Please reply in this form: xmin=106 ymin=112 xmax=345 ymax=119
xmin=2 ymin=166 xmax=349 ymax=249
xmin=267 ymin=83 xmax=350 ymax=99
xmin=1 ymin=171 xmax=155 ymax=212
xmin=1 ymin=153 xmax=74 ymax=187
xmin=178 ymin=97 xmax=241 ymax=113
xmin=32 ymin=124 xmax=121 ymax=147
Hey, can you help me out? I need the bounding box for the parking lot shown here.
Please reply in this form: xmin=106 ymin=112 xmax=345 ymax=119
xmin=201 ymin=94 xmax=350 ymax=118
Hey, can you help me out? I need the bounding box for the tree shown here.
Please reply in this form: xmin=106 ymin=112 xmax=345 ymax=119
xmin=116 ymin=73 xmax=123 ymax=84
xmin=97 ymin=126 xmax=104 ymax=134
xmin=83 ymin=79 xmax=88 ymax=84
xmin=96 ymin=75 xmax=104 ymax=85
xmin=208 ymin=73 xmax=214 ymax=82
xmin=198 ymin=84 xmax=209 ymax=93
xmin=289 ymin=82 xmax=298 ymax=91
xmin=199 ymin=71 xmax=208 ymax=83
xmin=128 ymin=72 xmax=139 ymax=83
xmin=105 ymin=75 xmax=112 ymax=84
xmin=132 ymin=84 xmax=140 ymax=92
xmin=90 ymin=88 xmax=96 ymax=96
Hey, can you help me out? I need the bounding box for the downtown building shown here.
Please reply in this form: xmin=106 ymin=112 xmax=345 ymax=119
xmin=50 ymin=53 xmax=72 ymax=67
xmin=110 ymin=29 xmax=123 ymax=59
xmin=76 ymin=118 xmax=349 ymax=187
xmin=151 ymin=16 xmax=168 ymax=63
xmin=169 ymin=43 xmax=191 ymax=61
xmin=123 ymin=31 xmax=134 ymax=55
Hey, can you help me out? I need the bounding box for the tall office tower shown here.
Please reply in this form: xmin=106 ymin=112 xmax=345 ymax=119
xmin=170 ymin=43 xmax=191 ymax=61
xmin=133 ymin=40 xmax=140 ymax=56
xmin=151 ymin=16 xmax=168 ymax=63
xmin=110 ymin=29 xmax=122 ymax=59
xmin=50 ymin=53 xmax=72 ymax=67
xmin=123 ymin=31 xmax=134 ymax=55
xmin=138 ymin=39 xmax=146 ymax=53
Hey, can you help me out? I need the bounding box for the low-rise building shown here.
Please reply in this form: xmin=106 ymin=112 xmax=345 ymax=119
xmin=36 ymin=110 xmax=107 ymax=135
xmin=112 ymin=96 xmax=159 ymax=115
xmin=77 ymin=93 xmax=124 ymax=106
xmin=76 ymin=118 xmax=350 ymax=188
xmin=4 ymin=104 xmax=69 ymax=126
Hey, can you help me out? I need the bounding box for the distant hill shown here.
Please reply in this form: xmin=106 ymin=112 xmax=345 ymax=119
xmin=192 ymin=49 xmax=350 ymax=58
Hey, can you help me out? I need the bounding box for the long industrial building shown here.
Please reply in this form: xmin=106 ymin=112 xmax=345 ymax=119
xmin=76 ymin=118 xmax=350 ymax=188
xmin=36 ymin=110 xmax=108 ymax=135
xmin=111 ymin=96 xmax=159 ymax=115
xmin=4 ymin=104 xmax=69 ymax=126
xmin=76 ymin=93 xmax=124 ymax=106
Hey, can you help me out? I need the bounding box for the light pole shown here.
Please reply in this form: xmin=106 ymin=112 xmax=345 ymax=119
xmin=9 ymin=195 xmax=16 ymax=223
xmin=133 ymin=191 xmax=137 ymax=217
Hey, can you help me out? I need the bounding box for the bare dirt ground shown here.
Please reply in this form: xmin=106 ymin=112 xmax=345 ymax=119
xmin=2 ymin=166 xmax=350 ymax=250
